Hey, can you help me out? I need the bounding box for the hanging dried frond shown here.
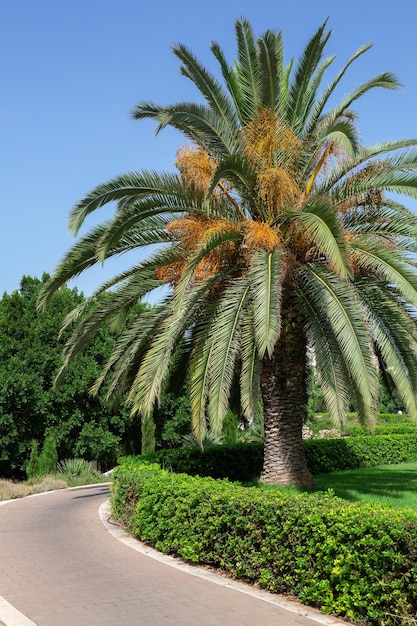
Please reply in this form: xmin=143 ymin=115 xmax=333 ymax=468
xmin=337 ymin=161 xmax=387 ymax=220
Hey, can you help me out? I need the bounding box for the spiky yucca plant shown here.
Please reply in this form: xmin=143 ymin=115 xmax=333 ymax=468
xmin=39 ymin=20 xmax=417 ymax=487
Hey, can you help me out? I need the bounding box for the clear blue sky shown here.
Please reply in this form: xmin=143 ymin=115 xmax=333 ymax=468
xmin=2 ymin=0 xmax=417 ymax=297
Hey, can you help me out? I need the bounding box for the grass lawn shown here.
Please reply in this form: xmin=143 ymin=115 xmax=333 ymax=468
xmin=315 ymin=461 xmax=417 ymax=509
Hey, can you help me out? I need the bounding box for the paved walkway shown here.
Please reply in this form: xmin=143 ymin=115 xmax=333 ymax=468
xmin=0 ymin=484 xmax=348 ymax=626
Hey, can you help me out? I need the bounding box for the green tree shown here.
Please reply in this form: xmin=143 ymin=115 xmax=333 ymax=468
xmin=0 ymin=275 xmax=138 ymax=477
xmin=39 ymin=21 xmax=417 ymax=487
xmin=37 ymin=437 xmax=58 ymax=475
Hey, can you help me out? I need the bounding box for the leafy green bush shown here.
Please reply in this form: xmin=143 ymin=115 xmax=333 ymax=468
xmin=56 ymin=458 xmax=105 ymax=486
xmin=221 ymin=410 xmax=239 ymax=444
xmin=348 ymin=424 xmax=416 ymax=437
xmin=26 ymin=437 xmax=58 ymax=478
xmin=26 ymin=440 xmax=41 ymax=478
xmin=132 ymin=434 xmax=417 ymax=482
xmin=111 ymin=460 xmax=417 ymax=625
xmin=38 ymin=437 xmax=58 ymax=475
xmin=304 ymin=434 xmax=417 ymax=474
xmin=122 ymin=442 xmax=264 ymax=483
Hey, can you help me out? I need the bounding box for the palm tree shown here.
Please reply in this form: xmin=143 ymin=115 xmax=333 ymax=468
xmin=39 ymin=19 xmax=417 ymax=488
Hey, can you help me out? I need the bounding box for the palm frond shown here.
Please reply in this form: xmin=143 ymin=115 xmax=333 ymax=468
xmin=68 ymin=171 xmax=183 ymax=235
xmin=293 ymin=54 xmax=335 ymax=132
xmin=299 ymin=265 xmax=378 ymax=423
xmin=92 ymin=302 xmax=172 ymax=399
xmin=239 ymin=306 xmax=262 ymax=420
xmin=299 ymin=286 xmax=350 ymax=427
xmin=296 ymin=198 xmax=351 ymax=278
xmin=188 ymin=306 xmax=218 ymax=444
xmin=287 ymin=21 xmax=331 ymax=128
xmin=128 ymin=276 xmax=218 ymax=418
xmin=256 ymin=29 xmax=284 ymax=110
xmin=207 ymin=278 xmax=251 ymax=434
xmin=249 ymin=248 xmax=283 ymax=357
xmin=351 ymin=243 xmax=417 ymax=308
xmin=234 ymin=19 xmax=262 ymax=119
xmin=304 ymin=42 xmax=373 ymax=134
xmin=172 ymin=42 xmax=237 ymax=127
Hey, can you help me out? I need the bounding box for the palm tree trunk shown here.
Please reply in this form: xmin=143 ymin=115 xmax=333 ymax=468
xmin=260 ymin=309 xmax=314 ymax=489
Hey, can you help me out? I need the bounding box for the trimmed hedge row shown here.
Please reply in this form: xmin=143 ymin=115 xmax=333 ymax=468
xmin=111 ymin=459 xmax=417 ymax=625
xmin=304 ymin=434 xmax=417 ymax=474
xmin=348 ymin=424 xmax=417 ymax=437
xmin=123 ymin=433 xmax=417 ymax=482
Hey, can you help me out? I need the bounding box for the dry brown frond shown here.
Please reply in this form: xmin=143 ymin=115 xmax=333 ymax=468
xmin=243 ymin=220 xmax=281 ymax=251
xmin=176 ymin=146 xmax=217 ymax=193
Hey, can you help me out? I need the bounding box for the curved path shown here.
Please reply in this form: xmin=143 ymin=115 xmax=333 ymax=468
xmin=0 ymin=484 xmax=347 ymax=626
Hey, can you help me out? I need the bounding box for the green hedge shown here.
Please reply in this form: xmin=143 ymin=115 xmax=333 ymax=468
xmin=304 ymin=434 xmax=417 ymax=474
xmin=111 ymin=459 xmax=417 ymax=625
xmin=125 ymin=434 xmax=417 ymax=482
xmin=120 ymin=442 xmax=263 ymax=482
xmin=348 ymin=424 xmax=416 ymax=437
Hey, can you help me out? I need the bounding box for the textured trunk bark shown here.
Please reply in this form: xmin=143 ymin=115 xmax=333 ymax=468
xmin=260 ymin=306 xmax=314 ymax=489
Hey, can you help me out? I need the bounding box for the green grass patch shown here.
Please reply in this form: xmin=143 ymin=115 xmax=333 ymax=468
xmin=315 ymin=461 xmax=417 ymax=509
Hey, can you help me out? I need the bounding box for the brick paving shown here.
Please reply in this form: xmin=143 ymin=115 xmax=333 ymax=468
xmin=0 ymin=484 xmax=347 ymax=626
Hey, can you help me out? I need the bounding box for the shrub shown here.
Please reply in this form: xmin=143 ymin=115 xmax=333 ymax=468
xmin=348 ymin=424 xmax=416 ymax=437
xmin=56 ymin=458 xmax=105 ymax=486
xmin=26 ymin=440 xmax=41 ymax=478
xmin=132 ymin=434 xmax=417 ymax=483
xmin=38 ymin=437 xmax=58 ymax=475
xmin=221 ymin=410 xmax=239 ymax=444
xmin=111 ymin=460 xmax=417 ymax=625
xmin=304 ymin=434 xmax=417 ymax=474
xmin=26 ymin=437 xmax=58 ymax=478
xmin=122 ymin=441 xmax=264 ymax=483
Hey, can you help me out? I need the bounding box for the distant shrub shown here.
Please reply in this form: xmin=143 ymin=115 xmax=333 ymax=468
xmin=26 ymin=437 xmax=58 ymax=478
xmin=304 ymin=434 xmax=417 ymax=474
xmin=348 ymin=424 xmax=416 ymax=437
xmin=122 ymin=442 xmax=263 ymax=483
xmin=26 ymin=440 xmax=41 ymax=478
xmin=57 ymin=458 xmax=104 ymax=486
xmin=38 ymin=437 xmax=58 ymax=475
xmin=132 ymin=434 xmax=417 ymax=482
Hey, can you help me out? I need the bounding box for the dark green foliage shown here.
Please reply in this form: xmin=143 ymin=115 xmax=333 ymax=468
xmin=0 ymin=275 xmax=140 ymax=477
xmin=141 ymin=418 xmax=156 ymax=455
xmin=26 ymin=437 xmax=58 ymax=477
xmin=74 ymin=422 xmax=121 ymax=467
xmin=221 ymin=410 xmax=239 ymax=444
xmin=123 ymin=442 xmax=264 ymax=483
xmin=133 ymin=434 xmax=417 ymax=483
xmin=111 ymin=460 xmax=417 ymax=624
xmin=348 ymin=424 xmax=417 ymax=437
xmin=26 ymin=440 xmax=40 ymax=478
xmin=154 ymin=393 xmax=192 ymax=449
xmin=305 ymin=434 xmax=417 ymax=474
xmin=37 ymin=437 xmax=58 ymax=475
